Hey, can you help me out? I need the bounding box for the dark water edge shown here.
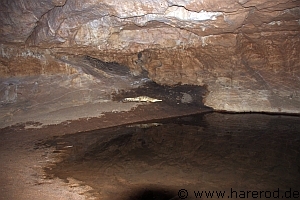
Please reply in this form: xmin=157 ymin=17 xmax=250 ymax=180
xmin=37 ymin=112 xmax=300 ymax=200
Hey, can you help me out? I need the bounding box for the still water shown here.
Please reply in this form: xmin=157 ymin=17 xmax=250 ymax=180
xmin=39 ymin=112 xmax=300 ymax=200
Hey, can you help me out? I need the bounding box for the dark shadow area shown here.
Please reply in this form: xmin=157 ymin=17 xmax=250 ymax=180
xmin=112 ymin=81 xmax=209 ymax=107
xmin=36 ymin=112 xmax=300 ymax=200
xmin=84 ymin=55 xmax=133 ymax=77
xmin=122 ymin=187 xmax=177 ymax=200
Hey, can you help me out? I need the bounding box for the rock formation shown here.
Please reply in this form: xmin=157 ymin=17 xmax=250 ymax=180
xmin=1 ymin=0 xmax=300 ymax=115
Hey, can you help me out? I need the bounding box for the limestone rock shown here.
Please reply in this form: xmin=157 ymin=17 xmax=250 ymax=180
xmin=0 ymin=0 xmax=300 ymax=113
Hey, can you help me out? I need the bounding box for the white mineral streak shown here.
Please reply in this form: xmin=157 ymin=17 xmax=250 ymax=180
xmin=133 ymin=5 xmax=223 ymax=25
xmin=201 ymin=35 xmax=213 ymax=47
xmin=164 ymin=6 xmax=222 ymax=21
xmin=268 ymin=21 xmax=282 ymax=25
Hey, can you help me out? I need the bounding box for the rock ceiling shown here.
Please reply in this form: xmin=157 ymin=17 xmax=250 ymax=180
xmin=0 ymin=0 xmax=300 ymax=114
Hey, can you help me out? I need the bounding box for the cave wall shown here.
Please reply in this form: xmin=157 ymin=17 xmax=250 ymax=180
xmin=0 ymin=0 xmax=300 ymax=113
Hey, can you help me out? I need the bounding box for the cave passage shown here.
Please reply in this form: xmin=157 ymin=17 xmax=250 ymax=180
xmin=1 ymin=0 xmax=300 ymax=199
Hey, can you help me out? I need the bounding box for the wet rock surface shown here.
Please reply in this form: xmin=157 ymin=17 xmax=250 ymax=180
xmin=36 ymin=112 xmax=300 ymax=200
xmin=0 ymin=104 xmax=211 ymax=200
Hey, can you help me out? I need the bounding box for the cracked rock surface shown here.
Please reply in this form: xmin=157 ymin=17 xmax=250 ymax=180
xmin=0 ymin=0 xmax=300 ymax=115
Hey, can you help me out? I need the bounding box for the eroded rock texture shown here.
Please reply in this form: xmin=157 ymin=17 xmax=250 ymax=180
xmin=0 ymin=0 xmax=300 ymax=113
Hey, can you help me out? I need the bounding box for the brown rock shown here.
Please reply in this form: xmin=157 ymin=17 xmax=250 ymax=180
xmin=0 ymin=0 xmax=299 ymax=113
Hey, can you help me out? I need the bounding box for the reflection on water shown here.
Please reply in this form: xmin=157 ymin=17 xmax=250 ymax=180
xmin=39 ymin=112 xmax=300 ymax=200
